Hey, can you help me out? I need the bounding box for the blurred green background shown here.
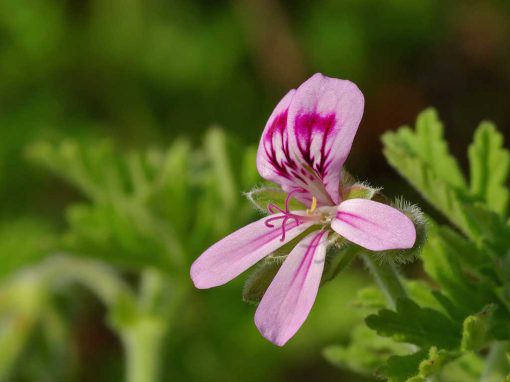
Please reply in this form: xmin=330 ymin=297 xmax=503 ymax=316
xmin=0 ymin=0 xmax=509 ymax=381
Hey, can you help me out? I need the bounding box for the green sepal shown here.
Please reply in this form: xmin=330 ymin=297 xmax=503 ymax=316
xmin=242 ymin=226 xmax=319 ymax=304
xmin=343 ymin=183 xmax=381 ymax=200
xmin=320 ymin=244 xmax=358 ymax=285
xmin=245 ymin=186 xmax=307 ymax=213
xmin=243 ymin=228 xmax=361 ymax=303
xmin=242 ymin=256 xmax=282 ymax=305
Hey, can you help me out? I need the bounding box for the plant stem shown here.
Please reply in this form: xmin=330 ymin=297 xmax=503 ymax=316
xmin=39 ymin=257 xmax=171 ymax=382
xmin=480 ymin=341 xmax=510 ymax=382
xmin=122 ymin=316 xmax=166 ymax=382
xmin=119 ymin=269 xmax=177 ymax=382
xmin=361 ymin=253 xmax=407 ymax=308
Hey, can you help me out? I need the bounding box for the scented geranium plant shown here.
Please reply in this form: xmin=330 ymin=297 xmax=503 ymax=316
xmin=192 ymin=74 xmax=510 ymax=381
xmin=0 ymin=73 xmax=505 ymax=382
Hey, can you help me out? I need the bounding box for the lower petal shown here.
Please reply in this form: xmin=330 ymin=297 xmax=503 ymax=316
xmin=331 ymin=198 xmax=416 ymax=251
xmin=254 ymin=230 xmax=327 ymax=346
xmin=190 ymin=214 xmax=313 ymax=289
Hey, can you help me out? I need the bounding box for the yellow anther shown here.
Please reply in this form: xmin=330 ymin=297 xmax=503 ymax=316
xmin=307 ymin=197 xmax=317 ymax=215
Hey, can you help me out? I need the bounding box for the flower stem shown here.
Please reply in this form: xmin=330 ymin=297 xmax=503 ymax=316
xmin=480 ymin=341 xmax=510 ymax=382
xmin=361 ymin=253 xmax=407 ymax=308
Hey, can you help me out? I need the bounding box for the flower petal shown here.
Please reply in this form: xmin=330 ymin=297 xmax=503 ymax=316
xmin=254 ymin=230 xmax=328 ymax=346
xmin=257 ymin=74 xmax=364 ymax=207
xmin=256 ymin=90 xmax=301 ymax=190
xmin=190 ymin=214 xmax=314 ymax=289
xmin=287 ymin=73 xmax=364 ymax=205
xmin=331 ymin=199 xmax=416 ymax=251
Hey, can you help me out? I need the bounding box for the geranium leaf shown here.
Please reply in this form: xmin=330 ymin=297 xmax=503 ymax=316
xmin=324 ymin=325 xmax=408 ymax=377
xmin=468 ymin=122 xmax=510 ymax=216
xmin=365 ymin=298 xmax=461 ymax=350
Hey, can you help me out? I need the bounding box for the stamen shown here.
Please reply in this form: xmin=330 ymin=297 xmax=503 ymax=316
xmin=280 ymin=216 xmax=290 ymax=242
xmin=306 ymin=196 xmax=317 ymax=215
xmin=267 ymin=203 xmax=285 ymax=215
xmin=264 ymin=189 xmax=310 ymax=242
xmin=264 ymin=212 xmax=302 ymax=241
xmin=284 ymin=189 xmax=300 ymax=211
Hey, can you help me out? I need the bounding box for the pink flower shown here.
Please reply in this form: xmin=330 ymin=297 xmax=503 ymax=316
xmin=190 ymin=73 xmax=416 ymax=346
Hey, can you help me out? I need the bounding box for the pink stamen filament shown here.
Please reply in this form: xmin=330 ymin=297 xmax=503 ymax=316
xmin=264 ymin=189 xmax=315 ymax=241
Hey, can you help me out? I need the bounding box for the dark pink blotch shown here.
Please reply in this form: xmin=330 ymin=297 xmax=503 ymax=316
xmin=294 ymin=112 xmax=336 ymax=181
xmin=263 ymin=109 xmax=299 ymax=181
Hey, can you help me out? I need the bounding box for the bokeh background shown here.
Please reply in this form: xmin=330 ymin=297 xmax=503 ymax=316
xmin=0 ymin=0 xmax=509 ymax=381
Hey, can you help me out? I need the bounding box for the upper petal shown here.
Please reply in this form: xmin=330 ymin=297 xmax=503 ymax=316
xmin=256 ymin=74 xmax=364 ymax=207
xmin=190 ymin=213 xmax=314 ymax=289
xmin=287 ymin=74 xmax=364 ymax=205
xmin=257 ymin=90 xmax=298 ymax=189
xmin=331 ymin=199 xmax=416 ymax=251
xmin=254 ymin=230 xmax=328 ymax=346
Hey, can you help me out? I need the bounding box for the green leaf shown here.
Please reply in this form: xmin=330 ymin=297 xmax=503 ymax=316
xmin=324 ymin=325 xmax=408 ymax=377
xmin=26 ymin=139 xmax=130 ymax=203
xmin=353 ymin=287 xmax=386 ymax=310
xmin=461 ymin=304 xmax=497 ymax=352
xmin=431 ymin=291 xmax=466 ymax=323
xmin=422 ymin=225 xmax=498 ymax=319
xmin=417 ymin=347 xmax=457 ymax=378
xmin=64 ymin=203 xmax=183 ymax=271
xmin=0 ymin=218 xmax=56 ymax=278
xmin=382 ymin=109 xmax=510 ymax=246
xmin=381 ymin=349 xmax=428 ymax=382
xmin=351 ymin=280 xmax=444 ymax=315
xmin=365 ymin=298 xmax=461 ymax=350
xmin=423 ymin=229 xmax=510 ymax=342
xmin=405 ymin=281 xmax=444 ymax=314
xmin=27 ymin=131 xmax=258 ymax=271
xmin=240 ymin=146 xmax=259 ymax=190
xmin=383 ymin=108 xmax=466 ymax=190
xmin=468 ymin=122 xmax=510 ymax=216
xmin=203 ymin=128 xmax=238 ymax=210
xmin=382 ymin=347 xmax=458 ymax=382
xmin=148 ymin=139 xmax=193 ymax=239
xmin=440 ymin=353 xmax=484 ymax=382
